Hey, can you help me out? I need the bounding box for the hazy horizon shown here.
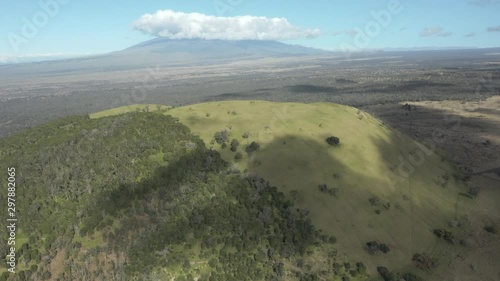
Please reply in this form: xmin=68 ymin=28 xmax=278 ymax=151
xmin=2 ymin=0 xmax=500 ymax=64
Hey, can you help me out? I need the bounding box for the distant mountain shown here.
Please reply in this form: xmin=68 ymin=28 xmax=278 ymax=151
xmin=103 ymin=38 xmax=329 ymax=68
xmin=0 ymin=39 xmax=329 ymax=78
xmin=125 ymin=38 xmax=328 ymax=56
xmin=1 ymin=38 xmax=499 ymax=78
xmin=379 ymin=46 xmax=480 ymax=52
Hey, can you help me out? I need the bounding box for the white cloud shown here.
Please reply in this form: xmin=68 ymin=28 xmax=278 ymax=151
xmin=420 ymin=27 xmax=452 ymax=37
xmin=132 ymin=10 xmax=320 ymax=41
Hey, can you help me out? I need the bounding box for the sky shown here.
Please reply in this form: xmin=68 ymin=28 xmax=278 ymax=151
xmin=1 ymin=0 xmax=499 ymax=63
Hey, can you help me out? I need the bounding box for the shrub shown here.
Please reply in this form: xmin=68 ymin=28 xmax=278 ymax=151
xmin=245 ymin=142 xmax=260 ymax=154
xmin=329 ymin=188 xmax=339 ymax=197
xmin=42 ymin=271 xmax=52 ymax=280
xmin=402 ymin=273 xmax=423 ymax=281
xmin=484 ymin=225 xmax=497 ymax=234
xmin=433 ymin=229 xmax=456 ymax=244
xmin=214 ymin=130 xmax=230 ymax=146
xmin=1 ymin=272 xmax=10 ymax=281
xmin=234 ymin=152 xmax=243 ymax=161
xmin=332 ymin=262 xmax=342 ymax=273
xmin=377 ymin=267 xmax=391 ymax=281
xmin=230 ymin=139 xmax=240 ymax=152
xmin=328 ymin=236 xmax=337 ymax=244
xmin=326 ymin=136 xmax=340 ymax=146
xmin=460 ymin=186 xmax=480 ymax=199
xmin=242 ymin=132 xmax=250 ymax=138
xmin=379 ymin=243 xmax=390 ymax=253
xmin=369 ymin=196 xmax=380 ymax=206
xmin=366 ymin=241 xmax=379 ymax=253
xmin=412 ymin=253 xmax=437 ymax=272
xmin=366 ymin=241 xmax=390 ymax=254
xmin=356 ymin=262 xmax=366 ymax=275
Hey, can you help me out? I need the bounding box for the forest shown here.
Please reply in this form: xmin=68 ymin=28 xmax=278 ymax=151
xmin=0 ymin=111 xmax=393 ymax=280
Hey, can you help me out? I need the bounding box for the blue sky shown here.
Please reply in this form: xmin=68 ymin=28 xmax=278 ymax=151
xmin=1 ymin=0 xmax=499 ymax=62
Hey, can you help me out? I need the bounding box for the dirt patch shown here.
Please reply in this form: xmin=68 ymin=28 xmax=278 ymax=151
xmin=48 ymin=249 xmax=66 ymax=280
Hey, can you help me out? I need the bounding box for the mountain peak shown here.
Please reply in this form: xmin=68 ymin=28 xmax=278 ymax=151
xmin=122 ymin=37 xmax=327 ymax=56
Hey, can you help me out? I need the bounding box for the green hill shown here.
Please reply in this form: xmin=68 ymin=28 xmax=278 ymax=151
xmin=164 ymin=101 xmax=471 ymax=276
xmin=0 ymin=111 xmax=369 ymax=281
xmin=88 ymin=100 xmax=472 ymax=278
xmin=0 ymin=100 xmax=473 ymax=280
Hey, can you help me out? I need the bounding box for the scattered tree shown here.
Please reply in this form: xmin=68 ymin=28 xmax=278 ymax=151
xmin=326 ymin=136 xmax=340 ymax=146
xmin=484 ymin=225 xmax=497 ymax=234
xmin=433 ymin=229 xmax=456 ymax=244
xmin=366 ymin=241 xmax=379 ymax=254
xmin=355 ymin=262 xmax=366 ymax=275
xmin=214 ymin=130 xmax=230 ymax=146
xmin=377 ymin=267 xmax=392 ymax=281
xmin=369 ymin=196 xmax=380 ymax=206
xmin=230 ymin=139 xmax=239 ymax=152
xmin=234 ymin=152 xmax=243 ymax=161
xmin=412 ymin=253 xmax=437 ymax=272
xmin=402 ymin=273 xmax=423 ymax=281
xmin=379 ymin=243 xmax=390 ymax=253
xmin=466 ymin=186 xmax=480 ymax=199
xmin=245 ymin=141 xmax=260 ymax=154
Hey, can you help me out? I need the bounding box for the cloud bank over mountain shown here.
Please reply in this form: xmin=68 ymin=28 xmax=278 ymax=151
xmin=132 ymin=10 xmax=321 ymax=41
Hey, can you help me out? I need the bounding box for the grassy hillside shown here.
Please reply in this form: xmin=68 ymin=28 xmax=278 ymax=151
xmin=0 ymin=111 xmax=373 ymax=281
xmin=166 ymin=101 xmax=471 ymax=277
xmin=90 ymin=101 xmax=473 ymax=279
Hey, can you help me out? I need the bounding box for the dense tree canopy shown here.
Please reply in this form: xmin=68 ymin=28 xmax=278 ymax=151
xmin=0 ymin=112 xmax=364 ymax=280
